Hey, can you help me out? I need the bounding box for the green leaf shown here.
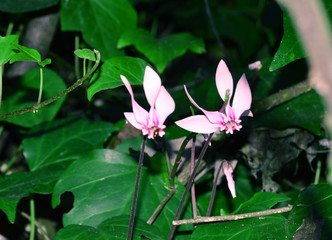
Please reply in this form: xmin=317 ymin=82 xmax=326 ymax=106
xmin=270 ymin=0 xmax=332 ymax=71
xmin=118 ymin=28 xmax=205 ymax=73
xmin=54 ymin=216 xmax=163 ymax=240
xmin=232 ymin=192 xmax=291 ymax=214
xmin=0 ymin=35 xmax=19 ymax=65
xmin=252 ymin=90 xmax=326 ymax=136
xmin=0 ymin=68 xmax=66 ymax=127
xmin=22 ymin=118 xmax=118 ymax=171
xmin=74 ymin=49 xmax=97 ymax=61
xmin=52 ymin=149 xmax=193 ymax=238
xmin=0 ymin=0 xmax=58 ymax=13
xmin=87 ymin=56 xmax=149 ymax=100
xmin=191 ymin=215 xmax=298 ymax=240
xmin=0 ymin=162 xmax=70 ymax=223
xmin=60 ymin=0 xmax=137 ymax=60
xmin=10 ymin=44 xmax=42 ymax=65
xmin=269 ymin=14 xmax=305 ymax=71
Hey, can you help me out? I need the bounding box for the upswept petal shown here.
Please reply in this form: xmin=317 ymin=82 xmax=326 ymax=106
xmin=225 ymin=103 xmax=236 ymax=121
xmin=124 ymin=112 xmax=143 ymax=130
xmin=232 ymin=74 xmax=252 ymax=119
xmin=175 ymin=115 xmax=220 ymax=134
xmin=215 ymin=60 xmax=234 ymax=102
xmin=155 ymin=86 xmax=175 ymax=125
xmin=143 ymin=66 xmax=162 ymax=107
xmin=184 ymin=85 xmax=224 ymax=124
xmin=121 ymin=75 xmax=149 ymax=126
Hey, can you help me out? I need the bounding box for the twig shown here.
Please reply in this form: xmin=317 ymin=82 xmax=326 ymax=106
xmin=0 ymin=50 xmax=100 ymax=120
xmin=172 ymin=205 xmax=293 ymax=226
xmin=253 ymin=80 xmax=312 ymax=115
xmin=147 ymin=187 xmax=177 ymax=225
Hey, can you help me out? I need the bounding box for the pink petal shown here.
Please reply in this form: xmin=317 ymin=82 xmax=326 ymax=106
xmin=155 ymin=86 xmax=175 ymax=125
xmin=232 ymin=74 xmax=252 ymax=119
xmin=222 ymin=161 xmax=236 ymax=198
xmin=121 ymin=75 xmax=149 ymax=126
xmin=215 ymin=60 xmax=233 ymax=102
xmin=175 ymin=115 xmax=220 ymax=134
xmin=225 ymin=103 xmax=236 ymax=121
xmin=184 ymin=85 xmax=224 ymax=124
xmin=124 ymin=112 xmax=143 ymax=130
xmin=143 ymin=66 xmax=162 ymax=107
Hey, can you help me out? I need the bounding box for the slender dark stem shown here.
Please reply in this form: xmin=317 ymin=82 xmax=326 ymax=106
xmin=190 ymin=136 xmax=197 ymax=219
xmin=168 ymin=133 xmax=213 ymax=240
xmin=147 ymin=188 xmax=176 ymax=224
xmin=206 ymin=161 xmax=223 ymax=216
xmin=204 ymin=0 xmax=228 ymax=59
xmin=0 ymin=50 xmax=100 ymax=120
xmin=127 ymin=135 xmax=147 ymax=240
xmin=169 ymin=132 xmax=196 ymax=187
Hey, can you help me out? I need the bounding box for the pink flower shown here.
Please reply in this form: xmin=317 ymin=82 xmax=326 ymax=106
xmin=222 ymin=161 xmax=236 ymax=198
xmin=175 ymin=59 xmax=252 ymax=134
xmin=121 ymin=66 xmax=175 ymax=139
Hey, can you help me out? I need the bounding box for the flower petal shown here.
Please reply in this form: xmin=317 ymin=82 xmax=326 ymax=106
xmin=155 ymin=86 xmax=175 ymax=125
xmin=184 ymin=85 xmax=224 ymax=124
xmin=222 ymin=161 xmax=236 ymax=198
xmin=232 ymin=74 xmax=252 ymax=119
xmin=124 ymin=112 xmax=143 ymax=130
xmin=175 ymin=115 xmax=220 ymax=134
xmin=121 ymin=75 xmax=149 ymax=126
xmin=143 ymin=66 xmax=162 ymax=107
xmin=215 ymin=59 xmax=234 ymax=102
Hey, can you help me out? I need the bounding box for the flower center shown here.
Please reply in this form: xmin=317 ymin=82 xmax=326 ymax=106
xmin=222 ymin=119 xmax=242 ymax=134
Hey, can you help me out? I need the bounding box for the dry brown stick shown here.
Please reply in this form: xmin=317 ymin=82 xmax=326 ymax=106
xmin=172 ymin=205 xmax=293 ymax=226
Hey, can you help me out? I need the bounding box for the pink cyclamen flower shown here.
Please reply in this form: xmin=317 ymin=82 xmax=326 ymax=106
xmin=121 ymin=66 xmax=175 ymax=139
xmin=222 ymin=161 xmax=236 ymax=198
xmin=175 ymin=59 xmax=252 ymax=134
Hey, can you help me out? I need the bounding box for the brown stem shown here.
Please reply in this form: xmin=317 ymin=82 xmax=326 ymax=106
xmin=0 ymin=50 xmax=100 ymax=120
xmin=173 ymin=205 xmax=293 ymax=226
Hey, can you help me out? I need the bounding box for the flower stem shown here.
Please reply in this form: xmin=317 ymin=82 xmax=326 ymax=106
xmin=169 ymin=132 xmax=196 ymax=187
xmin=6 ymin=22 xmax=14 ymax=36
xmin=1 ymin=144 xmax=22 ymax=176
xmin=314 ymin=159 xmax=322 ymax=184
xmin=206 ymin=161 xmax=223 ymax=217
xmin=168 ymin=133 xmax=213 ymax=240
xmin=172 ymin=205 xmax=293 ymax=226
xmin=0 ymin=50 xmax=100 ymax=120
xmin=36 ymin=67 xmax=43 ymax=106
xmin=74 ymin=35 xmax=80 ymax=79
xmin=29 ymin=196 xmax=36 ymax=240
xmin=190 ymin=135 xmax=197 ymax=219
xmin=83 ymin=58 xmax=87 ymax=77
xmin=127 ymin=135 xmax=147 ymax=240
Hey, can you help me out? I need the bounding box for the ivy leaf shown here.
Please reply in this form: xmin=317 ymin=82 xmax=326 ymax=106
xmin=10 ymin=44 xmax=51 ymax=67
xmin=118 ymin=28 xmax=205 ymax=73
xmin=232 ymin=192 xmax=291 ymax=214
xmin=74 ymin=49 xmax=97 ymax=61
xmin=252 ymin=90 xmax=326 ymax=136
xmin=61 ymin=0 xmax=137 ymax=60
xmin=52 ymin=149 xmax=193 ymax=238
xmin=0 ymin=162 xmax=71 ymax=223
xmin=87 ymin=56 xmax=149 ymax=100
xmin=0 ymin=68 xmax=66 ymax=127
xmin=191 ymin=215 xmax=299 ymax=240
xmin=270 ymin=0 xmax=332 ymax=71
xmin=0 ymin=0 xmax=59 ymax=13
xmin=0 ymin=35 xmax=19 ymax=65
xmin=22 ymin=118 xmax=118 ymax=171
xmin=54 ymin=216 xmax=163 ymax=240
